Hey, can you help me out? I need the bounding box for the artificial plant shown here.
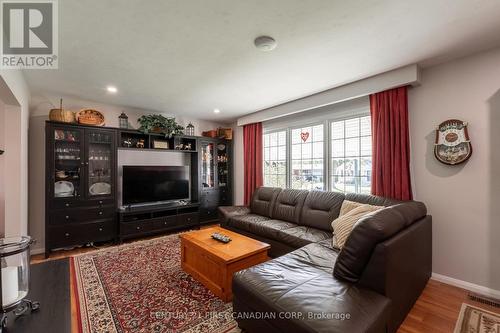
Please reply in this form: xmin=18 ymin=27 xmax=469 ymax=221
xmin=137 ymin=114 xmax=184 ymax=138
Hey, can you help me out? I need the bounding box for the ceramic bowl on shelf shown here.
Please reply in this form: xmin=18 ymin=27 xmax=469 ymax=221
xmin=54 ymin=181 xmax=74 ymax=197
xmin=89 ymin=182 xmax=111 ymax=195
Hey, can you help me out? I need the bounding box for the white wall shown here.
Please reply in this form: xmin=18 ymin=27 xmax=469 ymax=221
xmin=409 ymin=47 xmax=500 ymax=293
xmin=0 ymin=71 xmax=30 ymax=237
xmin=231 ymin=47 xmax=500 ymax=295
xmin=233 ymin=124 xmax=244 ymax=205
xmin=0 ymin=100 xmax=5 ymax=236
xmin=29 ymin=93 xmax=225 ymax=253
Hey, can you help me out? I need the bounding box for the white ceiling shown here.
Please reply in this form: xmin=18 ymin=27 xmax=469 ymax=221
xmin=23 ymin=0 xmax=500 ymax=122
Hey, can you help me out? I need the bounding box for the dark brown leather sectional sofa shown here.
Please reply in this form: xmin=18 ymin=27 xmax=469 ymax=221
xmin=219 ymin=187 xmax=432 ymax=333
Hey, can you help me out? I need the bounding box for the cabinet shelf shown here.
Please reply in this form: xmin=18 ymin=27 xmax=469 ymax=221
xmin=55 ymin=140 xmax=80 ymax=143
xmin=46 ymin=123 xmax=117 ymax=258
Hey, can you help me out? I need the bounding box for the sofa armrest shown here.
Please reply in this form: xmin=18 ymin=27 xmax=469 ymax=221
xmin=218 ymin=206 xmax=250 ymax=225
xmin=358 ymin=215 xmax=432 ymax=333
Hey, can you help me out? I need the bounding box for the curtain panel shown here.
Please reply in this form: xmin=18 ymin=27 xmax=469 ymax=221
xmin=370 ymin=86 xmax=413 ymax=200
xmin=243 ymin=122 xmax=263 ymax=205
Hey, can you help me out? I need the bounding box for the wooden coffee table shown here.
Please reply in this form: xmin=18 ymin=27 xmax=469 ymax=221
xmin=180 ymin=226 xmax=270 ymax=302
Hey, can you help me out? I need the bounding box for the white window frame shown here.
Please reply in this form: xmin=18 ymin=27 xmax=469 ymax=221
xmin=263 ymin=107 xmax=370 ymax=193
xmin=263 ymin=129 xmax=288 ymax=188
xmin=328 ymin=114 xmax=372 ymax=194
xmin=288 ymin=121 xmax=326 ymax=190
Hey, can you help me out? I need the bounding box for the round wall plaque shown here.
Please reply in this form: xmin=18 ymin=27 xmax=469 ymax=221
xmin=434 ymin=119 xmax=472 ymax=165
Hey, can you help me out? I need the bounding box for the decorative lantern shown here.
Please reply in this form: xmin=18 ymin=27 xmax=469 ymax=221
xmin=118 ymin=112 xmax=129 ymax=129
xmin=186 ymin=123 xmax=195 ymax=136
xmin=0 ymin=236 xmax=39 ymax=331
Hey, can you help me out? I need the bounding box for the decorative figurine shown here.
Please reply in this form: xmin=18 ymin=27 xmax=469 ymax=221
xmin=136 ymin=139 xmax=145 ymax=148
xmin=123 ymin=138 xmax=132 ymax=148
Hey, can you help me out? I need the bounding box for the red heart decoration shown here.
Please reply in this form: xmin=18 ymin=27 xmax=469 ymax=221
xmin=300 ymin=132 xmax=309 ymax=142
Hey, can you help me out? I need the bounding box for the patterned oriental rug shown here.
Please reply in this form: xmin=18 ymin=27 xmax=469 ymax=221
xmin=454 ymin=303 xmax=500 ymax=333
xmin=71 ymin=234 xmax=238 ymax=333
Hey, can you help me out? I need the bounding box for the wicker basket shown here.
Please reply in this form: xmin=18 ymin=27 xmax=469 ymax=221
xmin=202 ymin=130 xmax=218 ymax=138
xmin=218 ymin=128 xmax=233 ymax=140
xmin=76 ymin=109 xmax=105 ymax=126
xmin=49 ymin=109 xmax=75 ymax=123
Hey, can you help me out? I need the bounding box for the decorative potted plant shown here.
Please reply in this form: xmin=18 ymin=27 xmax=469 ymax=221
xmin=137 ymin=114 xmax=184 ymax=138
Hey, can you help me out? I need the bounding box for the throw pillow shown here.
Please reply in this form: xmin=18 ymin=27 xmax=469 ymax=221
xmin=339 ymin=200 xmax=366 ymax=216
xmin=332 ymin=203 xmax=384 ymax=249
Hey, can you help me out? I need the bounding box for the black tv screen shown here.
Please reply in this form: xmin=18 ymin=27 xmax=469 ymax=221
xmin=122 ymin=166 xmax=190 ymax=205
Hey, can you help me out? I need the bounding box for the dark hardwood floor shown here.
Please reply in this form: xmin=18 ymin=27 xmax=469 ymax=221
xmin=9 ymin=259 xmax=70 ymax=333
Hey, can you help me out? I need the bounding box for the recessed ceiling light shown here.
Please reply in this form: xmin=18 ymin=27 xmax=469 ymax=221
xmin=106 ymin=86 xmax=118 ymax=93
xmin=254 ymin=36 xmax=277 ymax=51
xmin=213 ymin=109 xmax=220 ymax=114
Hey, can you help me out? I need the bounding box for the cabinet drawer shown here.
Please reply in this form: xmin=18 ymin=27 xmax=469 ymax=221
xmin=152 ymin=216 xmax=178 ymax=229
xmin=49 ymin=206 xmax=115 ymax=225
xmin=177 ymin=212 xmax=199 ymax=225
xmin=48 ymin=220 xmax=115 ymax=248
xmin=199 ymin=207 xmax=218 ymax=221
xmin=120 ymin=220 xmax=155 ymax=236
xmin=201 ymin=191 xmax=219 ymax=203
xmin=52 ymin=198 xmax=114 ymax=210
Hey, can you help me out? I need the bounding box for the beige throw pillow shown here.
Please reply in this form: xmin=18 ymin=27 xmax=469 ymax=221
xmin=339 ymin=200 xmax=366 ymax=216
xmin=332 ymin=203 xmax=384 ymax=250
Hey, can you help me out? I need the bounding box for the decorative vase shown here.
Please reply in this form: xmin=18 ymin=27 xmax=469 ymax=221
xmin=0 ymin=236 xmax=39 ymax=332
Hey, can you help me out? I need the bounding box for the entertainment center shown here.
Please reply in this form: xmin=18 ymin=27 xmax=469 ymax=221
xmin=44 ymin=121 xmax=233 ymax=258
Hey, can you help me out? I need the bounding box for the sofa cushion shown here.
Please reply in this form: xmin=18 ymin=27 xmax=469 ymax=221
xmin=218 ymin=206 xmax=250 ymax=224
xmin=229 ymin=217 xmax=296 ymax=240
xmin=272 ymin=189 xmax=308 ymax=223
xmin=345 ymin=193 xmax=401 ymax=207
xmin=290 ymin=242 xmax=339 ymax=274
xmin=334 ymin=201 xmax=427 ymax=283
xmin=299 ymin=190 xmax=345 ymax=231
xmin=226 ymin=214 xmax=271 ymax=231
xmin=276 ymin=226 xmax=331 ymax=248
xmin=250 ymin=187 xmax=281 ymax=217
xmin=233 ymin=250 xmax=391 ymax=333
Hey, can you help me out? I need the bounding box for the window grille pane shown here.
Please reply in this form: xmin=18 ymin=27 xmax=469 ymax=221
xmin=332 ymin=140 xmax=344 ymax=158
xmin=360 ymin=116 xmax=371 ymax=136
xmin=330 ymin=115 xmax=372 ymax=194
xmin=331 ymin=121 xmax=344 ymax=139
xmin=345 ymin=118 xmax=360 ymax=138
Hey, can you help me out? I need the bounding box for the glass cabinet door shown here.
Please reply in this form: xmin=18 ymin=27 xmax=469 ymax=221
xmin=216 ymin=142 xmax=229 ymax=188
xmin=86 ymin=130 xmax=114 ymax=198
xmin=200 ymin=141 xmax=215 ymax=188
xmin=53 ymin=127 xmax=84 ymax=199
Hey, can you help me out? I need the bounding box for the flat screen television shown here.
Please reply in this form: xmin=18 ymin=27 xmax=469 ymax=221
xmin=122 ymin=166 xmax=190 ymax=206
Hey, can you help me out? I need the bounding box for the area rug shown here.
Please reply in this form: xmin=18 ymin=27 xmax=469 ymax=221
xmin=454 ymin=303 xmax=500 ymax=333
xmin=71 ymin=233 xmax=238 ymax=333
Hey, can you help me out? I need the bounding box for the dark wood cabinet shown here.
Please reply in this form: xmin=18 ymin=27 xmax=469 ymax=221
xmin=198 ymin=138 xmax=233 ymax=223
xmin=118 ymin=204 xmax=200 ymax=240
xmin=45 ymin=122 xmax=117 ymax=257
xmin=45 ymin=121 xmax=234 ymax=254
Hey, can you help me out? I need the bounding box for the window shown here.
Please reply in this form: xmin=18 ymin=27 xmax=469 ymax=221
xmin=263 ymin=131 xmax=287 ymax=188
xmin=330 ymin=116 xmax=372 ymax=194
xmin=263 ymin=113 xmax=371 ymax=194
xmin=290 ymin=124 xmax=324 ymax=190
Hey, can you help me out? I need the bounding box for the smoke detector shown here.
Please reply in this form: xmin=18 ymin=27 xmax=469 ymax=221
xmin=254 ymin=36 xmax=277 ymax=51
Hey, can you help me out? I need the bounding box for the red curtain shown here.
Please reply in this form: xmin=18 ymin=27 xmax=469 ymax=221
xmin=243 ymin=122 xmax=263 ymax=205
xmin=370 ymin=86 xmax=413 ymax=200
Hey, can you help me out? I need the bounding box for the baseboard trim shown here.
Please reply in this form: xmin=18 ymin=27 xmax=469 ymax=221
xmin=432 ymin=273 xmax=500 ymax=299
